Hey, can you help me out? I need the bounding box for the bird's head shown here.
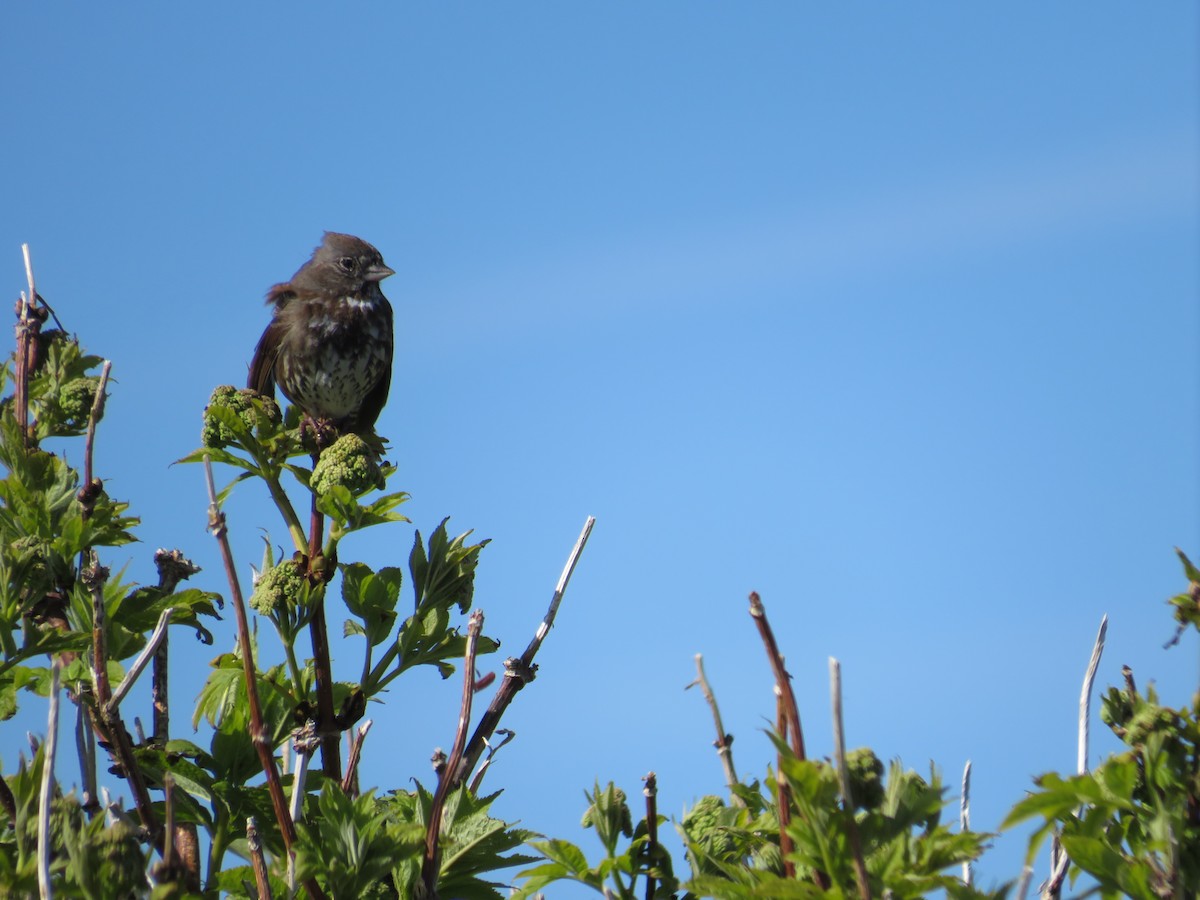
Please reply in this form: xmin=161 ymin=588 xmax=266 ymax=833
xmin=291 ymin=232 xmax=394 ymax=295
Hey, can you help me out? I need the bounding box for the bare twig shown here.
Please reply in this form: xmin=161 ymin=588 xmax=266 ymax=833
xmin=22 ymin=244 xmax=35 ymax=315
xmin=960 ymin=760 xmax=972 ymax=886
xmin=341 ymin=719 xmax=373 ymax=796
xmin=151 ymin=549 xmax=201 ymax=741
xmin=79 ymin=360 xmax=112 ymax=520
xmin=749 ymin=592 xmax=805 ymax=760
xmin=456 ymin=516 xmax=595 ymax=786
xmin=1043 ymin=614 xmax=1109 ymax=899
xmin=73 ymin=701 xmax=98 ymax=816
xmin=773 ymin=691 xmax=797 ymax=881
xmin=83 ymin=559 xmax=158 ymax=836
xmin=290 ymin=724 xmax=320 ymax=826
xmin=247 ymin=817 xmax=273 ymax=900
xmin=37 ymin=661 xmax=61 ymax=900
xmin=517 ymin=517 xmax=595 ymax=663
xmin=830 ymin=658 xmax=871 ymax=900
xmin=203 ymin=457 xmax=328 ymax=900
xmin=174 ymin=823 xmax=201 ymax=894
xmin=643 ymin=772 xmax=659 ymax=900
xmin=423 ymin=610 xmax=485 ymax=896
xmin=15 ymin=243 xmax=47 ymax=448
xmin=687 ymin=654 xmax=741 ymax=802
xmin=467 ymin=729 xmax=515 ymax=795
xmin=1079 ymin=615 xmax=1108 ymax=775
xmin=109 ymin=607 xmax=174 ymax=710
xmin=1016 ymin=864 xmax=1033 ymax=900
xmin=162 ymin=774 xmax=176 ymax=871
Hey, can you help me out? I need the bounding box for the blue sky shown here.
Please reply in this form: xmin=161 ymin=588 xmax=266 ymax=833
xmin=3 ymin=3 xmax=1198 ymax=893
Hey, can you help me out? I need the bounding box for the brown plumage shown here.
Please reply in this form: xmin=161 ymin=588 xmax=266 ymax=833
xmin=248 ymin=233 xmax=394 ymax=432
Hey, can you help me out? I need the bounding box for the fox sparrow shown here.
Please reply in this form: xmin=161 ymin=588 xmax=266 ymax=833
xmin=248 ymin=233 xmax=394 ymax=432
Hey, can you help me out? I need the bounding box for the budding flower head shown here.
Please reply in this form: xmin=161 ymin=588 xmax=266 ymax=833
xmin=845 ymin=747 xmax=885 ymax=810
xmin=249 ymin=558 xmax=306 ymax=617
xmin=58 ymin=376 xmax=100 ymax=428
xmin=202 ymin=385 xmax=281 ymax=449
xmin=310 ymin=433 xmax=385 ymax=498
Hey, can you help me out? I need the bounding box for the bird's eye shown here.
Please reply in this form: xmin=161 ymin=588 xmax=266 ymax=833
xmin=337 ymin=257 xmax=357 ymax=273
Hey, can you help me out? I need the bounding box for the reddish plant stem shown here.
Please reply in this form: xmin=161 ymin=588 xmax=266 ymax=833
xmin=83 ymin=559 xmax=159 ymax=840
xmin=774 ymin=692 xmax=797 ymax=880
xmin=204 ymin=459 xmax=327 ymax=900
xmin=422 ymin=610 xmax=484 ymax=896
xmin=247 ymin=817 xmax=274 ymax=900
xmin=341 ymin=720 xmax=372 ymax=796
xmin=749 ymin=591 xmax=805 ymax=760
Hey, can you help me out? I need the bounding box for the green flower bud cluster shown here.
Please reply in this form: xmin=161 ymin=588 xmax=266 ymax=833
xmin=845 ymin=747 xmax=885 ymax=810
xmin=682 ymin=795 xmax=737 ymax=857
xmin=250 ymin=559 xmax=306 ymax=617
xmin=57 ymin=376 xmax=100 ymax=428
xmin=202 ymin=385 xmax=281 ymax=448
xmin=310 ymin=433 xmax=385 ymax=497
xmin=1125 ymin=704 xmax=1182 ymax=746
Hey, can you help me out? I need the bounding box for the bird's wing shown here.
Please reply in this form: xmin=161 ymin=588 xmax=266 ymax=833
xmin=248 ymin=285 xmax=296 ymax=394
xmin=354 ymin=300 xmax=394 ymax=432
xmin=247 ymin=316 xmax=285 ymax=395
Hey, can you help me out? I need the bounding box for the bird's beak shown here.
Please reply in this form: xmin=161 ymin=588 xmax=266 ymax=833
xmin=364 ymin=263 xmax=395 ymax=282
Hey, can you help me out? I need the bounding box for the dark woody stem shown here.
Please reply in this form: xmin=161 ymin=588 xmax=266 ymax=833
xmin=306 ymin=482 xmax=341 ymax=779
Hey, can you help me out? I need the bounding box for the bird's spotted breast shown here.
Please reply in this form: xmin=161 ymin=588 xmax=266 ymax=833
xmin=277 ymin=294 xmax=391 ymax=419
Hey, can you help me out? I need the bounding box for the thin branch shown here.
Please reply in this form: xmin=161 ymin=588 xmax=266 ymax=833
xmin=467 ymin=729 xmax=515 ymax=795
xmin=960 ymin=760 xmax=972 ymax=886
xmin=151 ymin=549 xmax=201 ymax=742
xmin=1044 ymin=614 xmax=1109 ymax=899
xmin=423 ymin=610 xmax=484 ymax=896
xmin=517 ymin=516 xmax=595 ymax=663
xmin=304 ymin=479 xmax=341 ymax=780
xmin=109 ymin=607 xmax=173 ymax=710
xmin=749 ymin=591 xmax=805 ymax=759
xmin=15 ymin=243 xmax=47 ymax=448
xmin=79 ymin=360 xmax=112 ymax=518
xmin=687 ymin=654 xmax=741 ymax=802
xmin=1079 ymin=614 xmax=1108 ymax=775
xmin=456 ymin=516 xmax=595 ymax=786
xmin=22 ymin=244 xmax=36 ymax=317
xmin=203 ymin=457 xmax=328 ymax=900
xmin=830 ymin=658 xmax=871 ymax=900
xmin=290 ymin=724 xmax=320 ymax=826
xmin=74 ymin=700 xmax=98 ymax=816
xmin=1016 ymin=865 xmax=1033 ymax=900
xmin=643 ymin=772 xmax=659 ymax=900
xmin=162 ymin=774 xmax=176 ymax=871
xmin=773 ymin=690 xmax=797 ymax=881
xmin=83 ymin=558 xmax=157 ymax=836
xmin=247 ymin=817 xmax=273 ymax=900
xmin=341 ymin=719 xmax=373 ymax=796
xmin=37 ymin=661 xmax=61 ymax=900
